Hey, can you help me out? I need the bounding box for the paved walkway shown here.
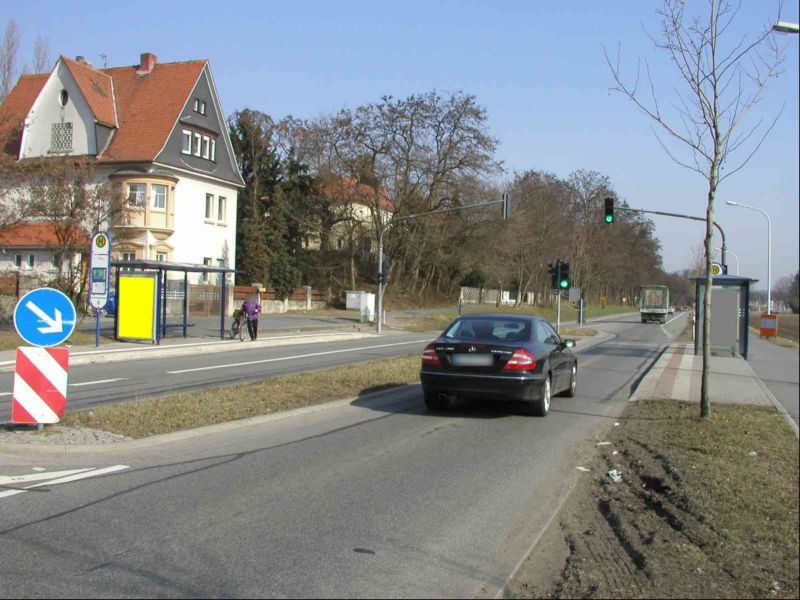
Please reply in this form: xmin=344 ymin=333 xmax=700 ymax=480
xmin=632 ymin=342 xmax=798 ymax=435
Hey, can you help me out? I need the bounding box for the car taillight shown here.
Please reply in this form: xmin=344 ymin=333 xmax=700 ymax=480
xmin=421 ymin=344 xmax=442 ymax=366
xmin=503 ymin=348 xmax=537 ymax=371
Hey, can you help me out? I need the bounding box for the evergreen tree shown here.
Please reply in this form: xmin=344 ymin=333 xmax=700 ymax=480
xmin=228 ymin=109 xmax=280 ymax=285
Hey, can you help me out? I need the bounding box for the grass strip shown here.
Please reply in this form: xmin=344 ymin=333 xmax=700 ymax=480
xmin=515 ymin=399 xmax=799 ymax=598
xmin=560 ymin=327 xmax=597 ymax=337
xmin=61 ymin=354 xmax=421 ymax=438
xmin=618 ymin=401 xmax=800 ymax=598
xmin=0 ymin=328 xmax=109 ymax=351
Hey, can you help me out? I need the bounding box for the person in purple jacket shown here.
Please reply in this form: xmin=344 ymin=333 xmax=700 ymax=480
xmin=241 ymin=296 xmax=261 ymax=341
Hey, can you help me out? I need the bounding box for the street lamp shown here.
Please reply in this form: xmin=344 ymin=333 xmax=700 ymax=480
xmin=726 ymin=201 xmax=771 ymax=313
xmin=714 ymin=247 xmax=739 ymax=275
xmin=773 ymin=21 xmax=799 ymax=33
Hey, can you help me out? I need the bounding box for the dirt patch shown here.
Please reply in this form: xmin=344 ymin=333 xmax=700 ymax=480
xmin=507 ymin=400 xmax=799 ymax=599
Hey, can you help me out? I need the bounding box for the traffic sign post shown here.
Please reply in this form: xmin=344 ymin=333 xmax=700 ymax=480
xmin=12 ymin=288 xmax=75 ymax=426
xmin=89 ymin=232 xmax=112 ymax=347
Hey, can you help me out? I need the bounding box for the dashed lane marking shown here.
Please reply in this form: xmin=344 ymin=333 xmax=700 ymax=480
xmin=69 ymin=378 xmax=127 ymax=387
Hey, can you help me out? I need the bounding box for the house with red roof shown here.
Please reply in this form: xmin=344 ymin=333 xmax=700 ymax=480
xmin=0 ymin=221 xmax=87 ymax=277
xmin=0 ymin=52 xmax=244 ymax=281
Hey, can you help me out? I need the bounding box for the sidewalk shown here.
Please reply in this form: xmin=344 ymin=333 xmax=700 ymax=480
xmin=632 ymin=342 xmax=798 ymax=435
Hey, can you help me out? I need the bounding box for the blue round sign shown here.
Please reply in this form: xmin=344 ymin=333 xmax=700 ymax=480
xmin=13 ymin=288 xmax=77 ymax=347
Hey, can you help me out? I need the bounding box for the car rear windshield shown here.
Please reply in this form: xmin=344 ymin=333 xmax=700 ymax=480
xmin=443 ymin=318 xmax=531 ymax=342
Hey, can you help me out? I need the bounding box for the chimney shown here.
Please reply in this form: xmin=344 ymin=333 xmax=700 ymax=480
xmin=75 ymin=56 xmax=87 ymax=64
xmin=137 ymin=52 xmax=157 ymax=75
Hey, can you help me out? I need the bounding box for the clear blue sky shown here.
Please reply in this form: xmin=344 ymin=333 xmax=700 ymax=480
xmin=9 ymin=0 xmax=799 ymax=291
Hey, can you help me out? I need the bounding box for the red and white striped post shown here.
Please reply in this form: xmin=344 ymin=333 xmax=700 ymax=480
xmin=12 ymin=347 xmax=69 ymax=424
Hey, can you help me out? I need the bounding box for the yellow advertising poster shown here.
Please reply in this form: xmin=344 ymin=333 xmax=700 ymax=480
xmin=117 ymin=273 xmax=157 ymax=341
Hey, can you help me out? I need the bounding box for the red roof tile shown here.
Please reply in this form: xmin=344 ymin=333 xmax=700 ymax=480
xmin=99 ymin=60 xmax=206 ymax=162
xmin=0 ymin=74 xmax=47 ymax=159
xmin=0 ymin=222 xmax=88 ymax=247
xmin=62 ymin=56 xmax=117 ymax=127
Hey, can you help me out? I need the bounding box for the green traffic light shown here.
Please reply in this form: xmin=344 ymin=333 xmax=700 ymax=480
xmin=604 ymin=214 xmax=614 ymax=224
xmin=559 ymin=280 xmax=569 ymax=289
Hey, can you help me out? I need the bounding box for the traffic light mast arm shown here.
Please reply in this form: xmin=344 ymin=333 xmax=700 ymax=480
xmin=615 ymin=206 xmax=728 ymax=273
xmin=388 ymin=196 xmax=509 ymax=225
xmin=376 ymin=193 xmax=511 ymax=334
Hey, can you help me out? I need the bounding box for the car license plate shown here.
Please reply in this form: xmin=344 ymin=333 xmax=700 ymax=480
xmin=451 ymin=354 xmax=493 ymax=366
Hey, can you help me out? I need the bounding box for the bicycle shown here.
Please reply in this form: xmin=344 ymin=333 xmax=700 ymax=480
xmin=230 ymin=308 xmax=246 ymax=341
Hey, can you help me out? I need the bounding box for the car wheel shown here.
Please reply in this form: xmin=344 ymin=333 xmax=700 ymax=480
xmin=559 ymin=364 xmax=577 ymax=398
xmin=423 ymin=389 xmax=450 ymax=411
xmin=527 ymin=376 xmax=551 ymax=416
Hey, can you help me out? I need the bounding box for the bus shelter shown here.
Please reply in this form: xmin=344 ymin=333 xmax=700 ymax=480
xmin=110 ymin=259 xmax=239 ymax=343
xmin=693 ymin=274 xmax=757 ymax=359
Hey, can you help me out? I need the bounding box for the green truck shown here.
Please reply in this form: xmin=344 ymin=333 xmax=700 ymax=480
xmin=639 ymin=285 xmax=670 ymax=324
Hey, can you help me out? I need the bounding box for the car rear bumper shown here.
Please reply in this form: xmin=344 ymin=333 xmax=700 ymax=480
xmin=420 ymin=370 xmax=546 ymax=402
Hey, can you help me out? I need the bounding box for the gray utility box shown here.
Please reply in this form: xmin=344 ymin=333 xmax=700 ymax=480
xmin=693 ymin=274 xmax=757 ymax=359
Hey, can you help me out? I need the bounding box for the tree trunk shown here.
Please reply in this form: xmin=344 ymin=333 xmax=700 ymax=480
xmin=701 ymin=149 xmax=720 ymax=419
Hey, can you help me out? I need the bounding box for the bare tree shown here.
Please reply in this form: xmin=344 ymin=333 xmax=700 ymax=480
xmin=605 ymin=0 xmax=785 ymax=418
xmin=0 ymin=19 xmax=20 ymax=102
xmin=14 ymin=157 xmax=129 ymax=304
xmin=33 ymin=35 xmax=50 ymax=73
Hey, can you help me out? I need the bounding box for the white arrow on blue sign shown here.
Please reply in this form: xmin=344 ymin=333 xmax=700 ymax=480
xmin=13 ymin=288 xmax=77 ymax=347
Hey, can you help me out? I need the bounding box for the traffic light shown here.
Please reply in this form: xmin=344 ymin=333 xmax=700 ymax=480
xmin=559 ymin=262 xmax=570 ymax=290
xmin=548 ymin=261 xmax=559 ymax=290
xmin=604 ymin=197 xmax=615 ymax=224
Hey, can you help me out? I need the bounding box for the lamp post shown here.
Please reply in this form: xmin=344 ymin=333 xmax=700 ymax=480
xmin=773 ymin=21 xmax=799 ymax=33
xmin=726 ymin=201 xmax=771 ymax=313
xmin=714 ymin=247 xmax=739 ymax=275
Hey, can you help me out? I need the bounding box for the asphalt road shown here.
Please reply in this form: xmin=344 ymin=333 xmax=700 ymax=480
xmin=746 ymin=336 xmax=800 ymax=426
xmin=0 ymin=313 xmax=690 ymax=598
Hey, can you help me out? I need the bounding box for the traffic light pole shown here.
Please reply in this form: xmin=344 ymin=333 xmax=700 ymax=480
xmin=616 ymin=206 xmax=728 ymax=273
xmin=376 ymin=194 xmax=511 ymax=333
xmin=556 ymin=292 xmax=561 ymax=333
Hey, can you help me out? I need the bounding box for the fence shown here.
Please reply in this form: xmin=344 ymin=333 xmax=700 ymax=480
xmin=233 ymin=285 xmax=327 ymax=313
xmin=459 ymin=286 xmax=539 ymax=306
xmin=0 ymin=271 xmax=51 ymax=322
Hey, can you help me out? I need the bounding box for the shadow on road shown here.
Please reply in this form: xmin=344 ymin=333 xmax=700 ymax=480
xmin=351 ymin=385 xmax=525 ymax=420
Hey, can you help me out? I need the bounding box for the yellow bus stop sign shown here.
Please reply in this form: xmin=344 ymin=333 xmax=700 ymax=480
xmin=711 ymin=263 xmax=723 ymax=276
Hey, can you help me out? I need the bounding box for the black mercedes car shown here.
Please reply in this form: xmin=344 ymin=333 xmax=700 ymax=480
xmin=419 ymin=314 xmax=577 ymax=416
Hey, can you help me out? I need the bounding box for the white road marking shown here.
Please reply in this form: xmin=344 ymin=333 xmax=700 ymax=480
xmin=0 ymin=468 xmax=94 ymax=486
xmin=0 ymin=465 xmax=129 ymax=500
xmin=32 ymin=467 xmax=46 ymax=472
xmin=69 ymin=378 xmax=127 ymax=387
xmin=167 ymin=339 xmax=432 ymax=374
xmin=662 ymin=313 xmax=685 ymax=327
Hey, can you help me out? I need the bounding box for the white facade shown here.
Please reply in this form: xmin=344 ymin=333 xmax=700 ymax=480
xmin=19 ymin=61 xmax=104 ymax=158
xmin=168 ymin=173 xmax=237 ymax=278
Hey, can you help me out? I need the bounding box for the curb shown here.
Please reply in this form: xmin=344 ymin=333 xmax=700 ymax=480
xmin=0 ymin=384 xmax=422 ymax=456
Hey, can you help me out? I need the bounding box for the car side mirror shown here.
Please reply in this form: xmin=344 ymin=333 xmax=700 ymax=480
xmin=564 ymin=339 xmax=576 ymax=348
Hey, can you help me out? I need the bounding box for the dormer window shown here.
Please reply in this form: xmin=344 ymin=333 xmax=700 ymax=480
xmin=181 ymin=127 xmax=217 ymax=162
xmin=59 ymin=89 xmax=69 ymax=106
